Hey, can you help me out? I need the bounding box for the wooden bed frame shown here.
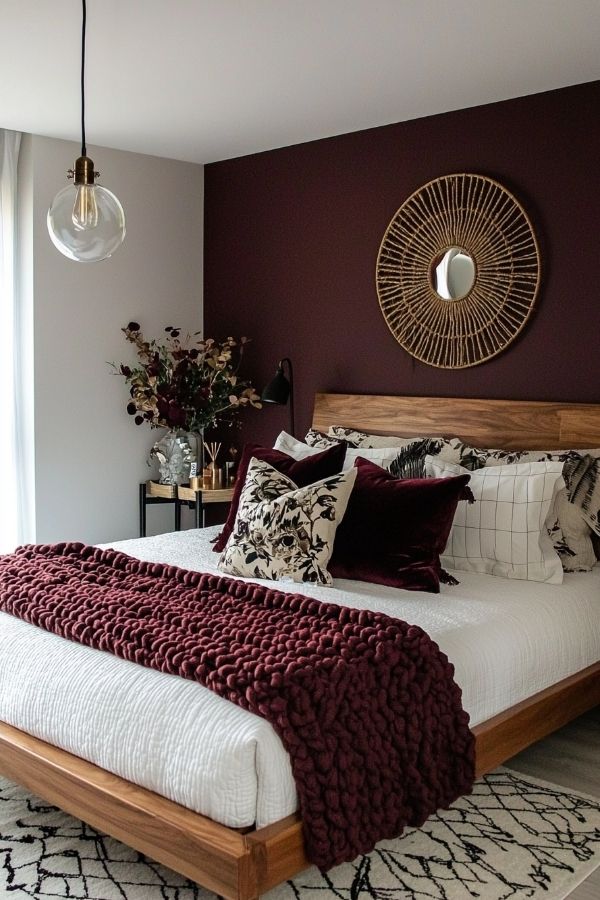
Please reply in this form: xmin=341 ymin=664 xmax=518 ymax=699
xmin=1 ymin=393 xmax=599 ymax=899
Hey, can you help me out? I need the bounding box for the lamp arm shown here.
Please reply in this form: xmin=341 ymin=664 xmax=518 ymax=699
xmin=280 ymin=357 xmax=295 ymax=438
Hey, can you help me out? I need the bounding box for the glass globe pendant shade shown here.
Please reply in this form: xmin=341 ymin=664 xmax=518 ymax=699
xmin=47 ymin=158 xmax=126 ymax=262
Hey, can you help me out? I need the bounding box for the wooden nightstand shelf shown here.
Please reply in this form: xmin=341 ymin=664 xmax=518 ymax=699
xmin=139 ymin=481 xmax=234 ymax=536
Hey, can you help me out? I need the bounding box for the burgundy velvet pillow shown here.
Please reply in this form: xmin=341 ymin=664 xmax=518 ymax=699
xmin=329 ymin=457 xmax=473 ymax=592
xmin=212 ymin=440 xmax=347 ymax=552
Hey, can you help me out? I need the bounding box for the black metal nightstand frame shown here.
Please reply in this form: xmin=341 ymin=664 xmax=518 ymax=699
xmin=139 ymin=482 xmax=233 ymax=537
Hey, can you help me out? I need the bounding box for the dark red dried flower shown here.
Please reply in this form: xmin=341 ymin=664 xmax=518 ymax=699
xmin=113 ymin=324 xmax=260 ymax=431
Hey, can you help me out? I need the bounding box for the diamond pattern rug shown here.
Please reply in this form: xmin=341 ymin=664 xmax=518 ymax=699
xmin=1 ymin=768 xmax=599 ymax=899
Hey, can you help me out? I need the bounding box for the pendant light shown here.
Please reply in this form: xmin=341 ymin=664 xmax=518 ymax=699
xmin=47 ymin=0 xmax=125 ymax=262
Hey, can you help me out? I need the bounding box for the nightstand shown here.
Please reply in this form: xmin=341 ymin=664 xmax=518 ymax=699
xmin=139 ymin=481 xmax=234 ymax=537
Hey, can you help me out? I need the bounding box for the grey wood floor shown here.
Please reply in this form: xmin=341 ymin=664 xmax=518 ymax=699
xmin=506 ymin=706 xmax=600 ymax=899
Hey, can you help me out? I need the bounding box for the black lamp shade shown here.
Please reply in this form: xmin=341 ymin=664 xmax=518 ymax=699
xmin=261 ymin=367 xmax=290 ymax=405
xmin=261 ymin=357 xmax=295 ymax=436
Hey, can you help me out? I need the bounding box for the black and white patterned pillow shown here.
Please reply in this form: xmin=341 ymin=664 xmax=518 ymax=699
xmin=388 ymin=437 xmax=487 ymax=480
xmin=327 ymin=426 xmax=422 ymax=449
xmin=218 ymin=458 xmax=357 ymax=585
xmin=568 ymin=454 xmax=600 ymax=538
xmin=304 ymin=429 xmax=348 ymax=448
xmin=303 ymin=432 xmax=485 ymax=481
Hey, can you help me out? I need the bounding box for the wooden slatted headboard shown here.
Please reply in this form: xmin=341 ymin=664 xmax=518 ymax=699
xmin=312 ymin=393 xmax=600 ymax=451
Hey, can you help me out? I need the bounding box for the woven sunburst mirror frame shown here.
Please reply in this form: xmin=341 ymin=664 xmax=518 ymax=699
xmin=376 ymin=173 xmax=541 ymax=368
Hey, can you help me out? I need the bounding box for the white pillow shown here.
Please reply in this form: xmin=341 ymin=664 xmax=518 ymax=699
xmin=450 ymin=443 xmax=600 ymax=570
xmin=425 ymin=456 xmax=565 ymax=583
xmin=274 ymin=431 xmax=399 ymax=471
xmin=218 ymin=457 xmax=357 ymax=585
xmin=274 ymin=431 xmax=327 ymax=459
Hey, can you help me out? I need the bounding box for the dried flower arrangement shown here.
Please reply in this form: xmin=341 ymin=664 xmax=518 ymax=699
xmin=112 ymin=322 xmax=261 ymax=432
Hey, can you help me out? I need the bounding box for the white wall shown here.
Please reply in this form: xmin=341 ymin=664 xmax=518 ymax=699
xmin=28 ymin=135 xmax=203 ymax=543
xmin=16 ymin=134 xmax=36 ymax=544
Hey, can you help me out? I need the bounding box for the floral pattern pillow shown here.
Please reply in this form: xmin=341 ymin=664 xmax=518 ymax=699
xmin=388 ymin=437 xmax=487 ymax=479
xmin=304 ymin=431 xmax=486 ymax=479
xmin=327 ymin=426 xmax=422 ymax=449
xmin=218 ymin=458 xmax=357 ymax=585
xmin=304 ymin=429 xmax=347 ymax=448
xmin=305 ymin=426 xmax=408 ymax=449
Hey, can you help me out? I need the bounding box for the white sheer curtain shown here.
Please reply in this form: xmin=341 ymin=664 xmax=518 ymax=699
xmin=0 ymin=129 xmax=26 ymax=553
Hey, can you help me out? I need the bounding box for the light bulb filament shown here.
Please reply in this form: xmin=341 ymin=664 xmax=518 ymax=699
xmin=72 ymin=184 xmax=99 ymax=229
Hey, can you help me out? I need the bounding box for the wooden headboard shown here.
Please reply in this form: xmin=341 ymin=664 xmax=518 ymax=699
xmin=312 ymin=393 xmax=600 ymax=451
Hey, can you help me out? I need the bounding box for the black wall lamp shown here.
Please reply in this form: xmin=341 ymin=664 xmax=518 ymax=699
xmin=261 ymin=358 xmax=295 ymax=437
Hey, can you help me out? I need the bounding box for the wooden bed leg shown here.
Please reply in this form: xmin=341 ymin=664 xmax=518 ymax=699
xmin=245 ymin=813 xmax=309 ymax=897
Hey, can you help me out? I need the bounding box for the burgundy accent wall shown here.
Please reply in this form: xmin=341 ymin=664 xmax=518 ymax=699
xmin=204 ymin=81 xmax=600 ymax=446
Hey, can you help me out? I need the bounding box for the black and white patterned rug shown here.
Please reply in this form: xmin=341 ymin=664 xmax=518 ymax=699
xmin=1 ymin=768 xmax=599 ymax=899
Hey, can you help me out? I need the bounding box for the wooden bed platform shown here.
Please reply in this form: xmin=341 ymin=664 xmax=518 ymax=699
xmin=1 ymin=393 xmax=600 ymax=899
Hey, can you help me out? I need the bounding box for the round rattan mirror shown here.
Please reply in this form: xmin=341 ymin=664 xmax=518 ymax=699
xmin=376 ymin=174 xmax=540 ymax=368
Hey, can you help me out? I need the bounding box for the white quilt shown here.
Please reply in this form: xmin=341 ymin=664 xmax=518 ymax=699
xmin=0 ymin=526 xmax=598 ymax=828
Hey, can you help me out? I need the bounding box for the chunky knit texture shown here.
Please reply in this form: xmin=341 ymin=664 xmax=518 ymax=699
xmin=0 ymin=542 xmax=475 ymax=871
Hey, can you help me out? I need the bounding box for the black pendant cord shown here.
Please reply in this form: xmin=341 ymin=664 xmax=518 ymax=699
xmin=80 ymin=0 xmax=87 ymax=156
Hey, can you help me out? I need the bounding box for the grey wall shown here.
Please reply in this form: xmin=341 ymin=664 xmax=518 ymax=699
xmin=27 ymin=135 xmax=204 ymax=543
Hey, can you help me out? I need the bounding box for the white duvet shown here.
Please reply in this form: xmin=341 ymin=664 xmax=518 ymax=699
xmin=0 ymin=526 xmax=598 ymax=828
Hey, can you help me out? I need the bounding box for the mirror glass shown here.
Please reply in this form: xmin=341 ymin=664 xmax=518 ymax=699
xmin=431 ymin=247 xmax=476 ymax=300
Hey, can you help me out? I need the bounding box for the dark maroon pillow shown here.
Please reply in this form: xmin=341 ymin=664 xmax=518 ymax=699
xmin=329 ymin=457 xmax=473 ymax=592
xmin=212 ymin=440 xmax=347 ymax=552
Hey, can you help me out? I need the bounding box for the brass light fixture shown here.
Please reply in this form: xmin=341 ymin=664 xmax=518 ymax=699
xmin=47 ymin=0 xmax=125 ymax=262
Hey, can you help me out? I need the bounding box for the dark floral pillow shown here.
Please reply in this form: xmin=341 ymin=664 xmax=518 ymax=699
xmin=213 ymin=440 xmax=346 ymax=552
xmin=218 ymin=458 xmax=357 ymax=585
xmin=568 ymin=454 xmax=600 ymax=539
xmin=304 ymin=429 xmax=350 ymax=448
xmin=306 ymin=432 xmax=488 ymax=481
xmin=327 ymin=426 xmax=421 ymax=449
xmin=389 ymin=438 xmax=487 ymax=480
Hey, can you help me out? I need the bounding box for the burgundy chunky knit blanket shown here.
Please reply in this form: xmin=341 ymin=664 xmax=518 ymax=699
xmin=0 ymin=542 xmax=475 ymax=871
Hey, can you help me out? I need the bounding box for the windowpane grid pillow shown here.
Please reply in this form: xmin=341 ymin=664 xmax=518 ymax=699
xmin=454 ymin=443 xmax=600 ymax=570
xmin=425 ymin=456 xmax=565 ymax=583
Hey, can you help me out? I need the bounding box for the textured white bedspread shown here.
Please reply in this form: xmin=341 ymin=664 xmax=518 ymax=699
xmin=1 ymin=527 xmax=598 ymax=827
